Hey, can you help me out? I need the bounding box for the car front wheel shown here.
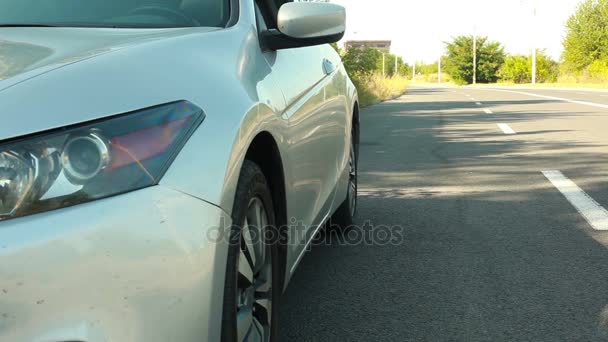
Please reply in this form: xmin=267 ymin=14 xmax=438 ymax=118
xmin=221 ymin=160 xmax=280 ymax=342
xmin=330 ymin=120 xmax=359 ymax=230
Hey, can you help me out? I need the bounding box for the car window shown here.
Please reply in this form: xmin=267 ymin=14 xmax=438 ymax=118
xmin=0 ymin=0 xmax=230 ymax=28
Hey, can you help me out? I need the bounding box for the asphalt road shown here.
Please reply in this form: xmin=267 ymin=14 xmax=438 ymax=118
xmin=278 ymin=86 xmax=608 ymax=341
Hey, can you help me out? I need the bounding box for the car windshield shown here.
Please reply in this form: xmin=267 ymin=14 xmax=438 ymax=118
xmin=0 ymin=0 xmax=230 ymax=28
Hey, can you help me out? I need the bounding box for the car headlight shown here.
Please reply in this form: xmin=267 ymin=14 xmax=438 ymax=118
xmin=0 ymin=101 xmax=204 ymax=221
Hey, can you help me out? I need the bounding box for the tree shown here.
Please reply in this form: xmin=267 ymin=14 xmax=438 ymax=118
xmin=562 ymin=0 xmax=608 ymax=72
xmin=340 ymin=46 xmax=409 ymax=78
xmin=382 ymin=54 xmax=409 ymax=77
xmin=398 ymin=62 xmax=412 ymax=78
xmin=341 ymin=47 xmax=383 ymax=76
xmin=330 ymin=43 xmax=341 ymax=55
xmin=443 ymin=36 xmax=505 ymax=84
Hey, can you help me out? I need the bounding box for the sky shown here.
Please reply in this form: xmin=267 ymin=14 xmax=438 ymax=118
xmin=331 ymin=0 xmax=584 ymax=63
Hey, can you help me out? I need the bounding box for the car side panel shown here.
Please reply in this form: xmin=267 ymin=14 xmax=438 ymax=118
xmin=264 ymin=46 xmax=339 ymax=268
xmin=325 ymin=61 xmax=358 ymax=217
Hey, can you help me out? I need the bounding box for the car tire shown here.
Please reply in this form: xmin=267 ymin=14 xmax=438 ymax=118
xmin=221 ymin=160 xmax=280 ymax=342
xmin=330 ymin=121 xmax=359 ymax=230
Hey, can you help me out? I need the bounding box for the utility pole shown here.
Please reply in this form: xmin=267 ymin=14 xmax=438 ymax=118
xmin=521 ymin=0 xmax=537 ymax=84
xmin=436 ymin=31 xmax=442 ymax=84
xmin=473 ymin=33 xmax=477 ymax=85
xmin=395 ymin=56 xmax=398 ymax=77
xmin=438 ymin=57 xmax=442 ymax=83
xmin=382 ymin=53 xmax=386 ymax=78
xmin=532 ymin=47 xmax=537 ymax=84
xmin=413 ymin=62 xmax=416 ymax=81
xmin=531 ymin=5 xmax=537 ymax=84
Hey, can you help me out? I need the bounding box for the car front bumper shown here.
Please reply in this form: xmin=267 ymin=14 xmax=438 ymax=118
xmin=0 ymin=186 xmax=231 ymax=342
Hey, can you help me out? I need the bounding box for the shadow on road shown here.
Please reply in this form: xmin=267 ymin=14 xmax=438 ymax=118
xmin=279 ymin=87 xmax=608 ymax=341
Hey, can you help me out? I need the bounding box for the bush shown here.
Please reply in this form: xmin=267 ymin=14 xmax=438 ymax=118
xmin=498 ymin=51 xmax=559 ymax=84
xmin=537 ymin=55 xmax=560 ymax=83
xmin=556 ymin=73 xmax=580 ymax=84
xmin=554 ymin=57 xmax=608 ymax=84
xmin=499 ymin=55 xmax=529 ymax=83
xmin=587 ymin=57 xmax=608 ymax=81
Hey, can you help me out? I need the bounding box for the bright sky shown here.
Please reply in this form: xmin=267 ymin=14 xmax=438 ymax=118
xmin=331 ymin=0 xmax=584 ymax=63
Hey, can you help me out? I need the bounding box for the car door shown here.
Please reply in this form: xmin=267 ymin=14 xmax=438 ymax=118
xmin=279 ymin=46 xmax=345 ymax=236
xmin=255 ymin=0 xmax=347 ymax=254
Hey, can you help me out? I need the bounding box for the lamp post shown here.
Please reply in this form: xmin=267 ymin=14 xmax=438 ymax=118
xmin=438 ymin=57 xmax=442 ymax=84
xmin=382 ymin=53 xmax=386 ymax=77
xmin=520 ymin=0 xmax=537 ymax=84
xmin=395 ymin=55 xmax=398 ymax=77
xmin=532 ymin=5 xmax=537 ymax=84
xmin=473 ymin=28 xmax=477 ymax=85
xmin=435 ymin=31 xmax=442 ymax=84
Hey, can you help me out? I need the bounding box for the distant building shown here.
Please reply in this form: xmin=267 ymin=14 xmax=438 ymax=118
xmin=344 ymin=40 xmax=392 ymax=52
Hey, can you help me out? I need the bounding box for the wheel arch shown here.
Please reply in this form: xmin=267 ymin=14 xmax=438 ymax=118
xmin=244 ymin=131 xmax=289 ymax=291
xmin=353 ymin=100 xmax=360 ymax=138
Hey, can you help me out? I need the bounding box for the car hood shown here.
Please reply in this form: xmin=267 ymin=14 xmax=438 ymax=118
xmin=0 ymin=25 xmax=247 ymax=140
xmin=0 ymin=27 xmax=219 ymax=92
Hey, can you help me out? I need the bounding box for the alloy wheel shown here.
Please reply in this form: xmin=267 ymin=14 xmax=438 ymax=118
xmin=348 ymin=129 xmax=358 ymax=218
xmin=236 ymin=197 xmax=273 ymax=342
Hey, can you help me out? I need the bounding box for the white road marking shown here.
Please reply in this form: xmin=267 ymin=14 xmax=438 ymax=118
xmin=542 ymin=170 xmax=608 ymax=231
xmin=476 ymin=102 xmax=482 ymax=105
xmin=485 ymin=89 xmax=608 ymax=109
xmin=497 ymin=123 xmax=516 ymax=134
xmin=483 ymin=108 xmax=493 ymax=114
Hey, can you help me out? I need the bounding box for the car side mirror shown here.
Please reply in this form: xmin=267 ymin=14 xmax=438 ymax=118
xmin=260 ymin=2 xmax=346 ymax=51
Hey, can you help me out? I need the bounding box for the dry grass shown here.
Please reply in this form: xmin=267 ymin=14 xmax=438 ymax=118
xmin=414 ymin=73 xmax=453 ymax=84
xmin=351 ymin=74 xmax=409 ymax=107
xmin=470 ymin=81 xmax=608 ymax=90
xmin=475 ymin=73 xmax=608 ymax=89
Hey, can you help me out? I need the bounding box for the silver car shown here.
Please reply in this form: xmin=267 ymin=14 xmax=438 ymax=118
xmin=0 ymin=0 xmax=358 ymax=341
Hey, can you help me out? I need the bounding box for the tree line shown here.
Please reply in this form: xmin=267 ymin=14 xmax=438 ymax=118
xmin=443 ymin=0 xmax=608 ymax=85
xmin=329 ymin=43 xmax=409 ymax=107
xmin=335 ymin=0 xmax=608 ymax=86
xmin=331 ymin=43 xmax=412 ymax=78
xmin=441 ymin=36 xmax=559 ymax=85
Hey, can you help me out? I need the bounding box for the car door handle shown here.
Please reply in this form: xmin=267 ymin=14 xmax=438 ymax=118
xmin=323 ymin=59 xmax=336 ymax=75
